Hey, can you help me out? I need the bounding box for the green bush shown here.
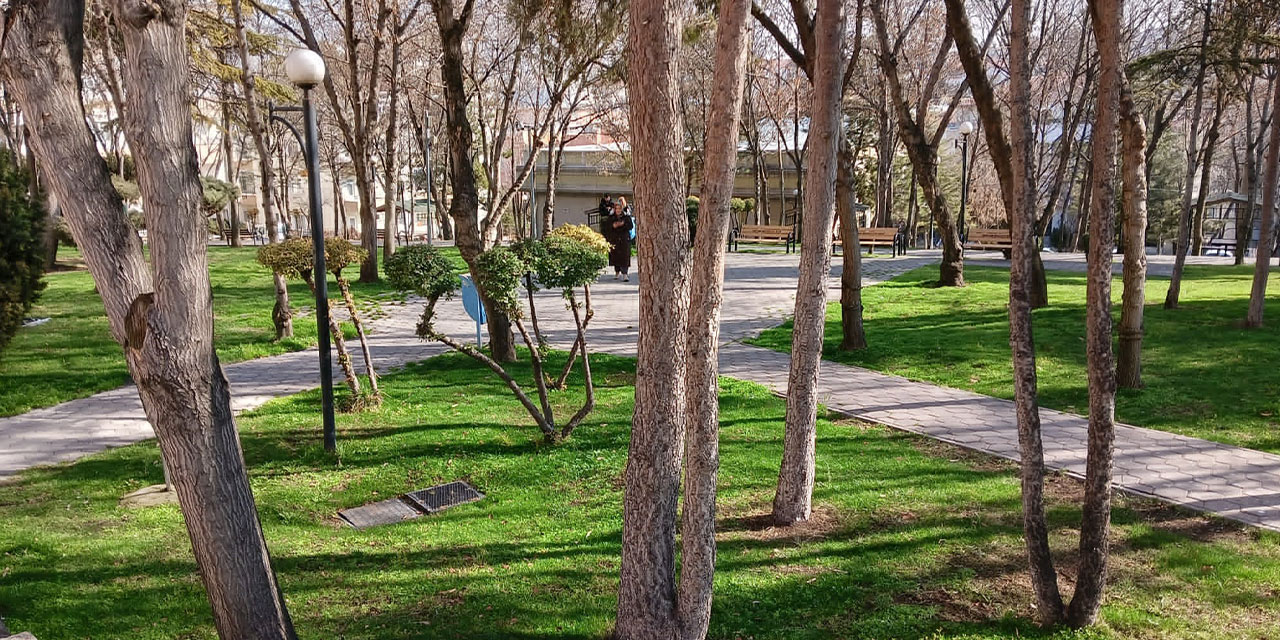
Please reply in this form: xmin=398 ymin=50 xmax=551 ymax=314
xmin=0 ymin=149 xmax=48 ymax=353
xmin=385 ymin=244 xmax=459 ymax=301
xmin=256 ymin=238 xmax=314 ymax=281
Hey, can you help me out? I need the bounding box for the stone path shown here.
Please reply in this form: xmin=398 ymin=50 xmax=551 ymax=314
xmin=5 ymin=250 xmax=1280 ymax=535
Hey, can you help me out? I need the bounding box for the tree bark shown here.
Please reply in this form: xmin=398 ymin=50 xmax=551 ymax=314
xmin=615 ymin=0 xmax=688 ymax=637
xmin=1116 ymin=79 xmax=1148 ymax=389
xmin=230 ymin=0 xmax=292 ymax=339
xmin=871 ymin=2 xmax=963 ymax=286
xmin=1006 ymin=0 xmax=1067 ymax=623
xmin=1165 ymin=0 xmax=1213 ymax=309
xmin=1246 ymin=67 xmax=1280 ymax=328
xmin=221 ymin=89 xmax=241 ymax=248
xmin=1 ymin=1 xmax=298 ymax=637
xmin=678 ymin=0 xmax=751 ymax=636
xmin=1070 ymin=0 xmax=1121 ymax=625
xmin=837 ymin=138 xmax=867 ymax=350
xmin=381 ymin=31 xmax=403 ymax=263
xmin=431 ymin=0 xmax=516 ymax=362
xmin=1190 ymin=87 xmax=1226 ymax=257
xmin=772 ymin=0 xmax=844 ymax=526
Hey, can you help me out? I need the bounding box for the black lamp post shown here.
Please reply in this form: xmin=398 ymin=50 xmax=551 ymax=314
xmin=271 ymin=48 xmax=337 ymax=452
xmin=956 ymin=121 xmax=975 ymax=245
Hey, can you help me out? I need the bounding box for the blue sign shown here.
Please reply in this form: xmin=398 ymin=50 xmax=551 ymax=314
xmin=459 ymin=274 xmax=486 ymax=345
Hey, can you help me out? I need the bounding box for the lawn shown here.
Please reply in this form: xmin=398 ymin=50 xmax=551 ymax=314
xmin=1 ymin=351 xmax=1278 ymax=639
xmin=751 ymin=264 xmax=1280 ymax=453
xmin=0 ymin=244 xmax=465 ymax=417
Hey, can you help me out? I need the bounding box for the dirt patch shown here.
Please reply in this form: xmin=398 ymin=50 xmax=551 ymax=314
xmin=910 ymin=436 xmax=1017 ymax=474
xmin=717 ymin=504 xmax=843 ymax=543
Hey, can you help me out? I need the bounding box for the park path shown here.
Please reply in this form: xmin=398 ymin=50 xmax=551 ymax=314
xmin=4 ymin=250 xmax=1278 ymax=536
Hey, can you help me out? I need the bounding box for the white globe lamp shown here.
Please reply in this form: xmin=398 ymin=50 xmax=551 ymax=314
xmin=284 ymin=49 xmax=326 ymax=88
xmin=958 ymin=121 xmax=975 ymax=136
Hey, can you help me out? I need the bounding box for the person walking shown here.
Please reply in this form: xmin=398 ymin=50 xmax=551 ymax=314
xmin=604 ymin=200 xmax=634 ymax=281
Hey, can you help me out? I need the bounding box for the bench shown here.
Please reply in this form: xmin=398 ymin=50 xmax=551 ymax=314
xmin=964 ymin=228 xmax=1013 ymax=254
xmin=224 ymin=227 xmax=261 ymax=246
xmin=729 ymin=224 xmax=796 ymax=253
xmin=833 ymin=227 xmax=903 ymax=257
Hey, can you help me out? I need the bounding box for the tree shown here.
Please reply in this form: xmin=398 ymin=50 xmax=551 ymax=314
xmin=0 ymin=0 xmax=298 ymax=635
xmin=1116 ymin=79 xmax=1150 ymax=388
xmin=1004 ymin=0 xmax=1066 ymax=623
xmin=257 ymin=239 xmax=369 ymax=408
xmin=283 ymin=0 xmax=391 ymax=283
xmin=678 ymin=0 xmax=752 ymax=635
xmin=429 ymin=0 xmax=519 ymax=363
xmin=387 ymin=231 xmax=605 ymax=442
xmin=0 ymin=149 xmax=47 ymax=354
xmin=1164 ymin=0 xmax=1214 ymax=309
xmin=769 ymin=0 xmax=844 ymax=525
xmin=614 ymin=0 xmax=690 ymax=636
xmin=230 ymin=0 xmax=293 ymax=339
xmin=1247 ymin=69 xmax=1280 ymax=327
xmin=869 ymin=0 xmax=981 ymax=287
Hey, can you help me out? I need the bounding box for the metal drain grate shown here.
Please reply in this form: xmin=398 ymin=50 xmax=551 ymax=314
xmin=403 ymin=481 xmax=485 ymax=514
xmin=338 ymin=497 xmax=423 ymax=529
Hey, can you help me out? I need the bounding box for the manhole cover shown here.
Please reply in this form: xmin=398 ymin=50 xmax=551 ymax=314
xmin=403 ymin=481 xmax=485 ymax=514
xmin=338 ymin=497 xmax=422 ymax=529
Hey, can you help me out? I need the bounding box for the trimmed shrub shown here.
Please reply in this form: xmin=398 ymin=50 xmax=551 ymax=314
xmin=0 ymin=149 xmax=47 ymax=353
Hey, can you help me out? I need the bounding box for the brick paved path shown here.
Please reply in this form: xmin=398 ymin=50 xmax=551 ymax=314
xmin=4 ymin=250 xmax=1280 ymax=535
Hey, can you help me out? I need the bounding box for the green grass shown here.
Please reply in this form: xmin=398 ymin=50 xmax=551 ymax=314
xmin=750 ymin=264 xmax=1280 ymax=453
xmin=1 ymin=352 xmax=1278 ymax=638
xmin=0 ymin=244 xmax=464 ymax=417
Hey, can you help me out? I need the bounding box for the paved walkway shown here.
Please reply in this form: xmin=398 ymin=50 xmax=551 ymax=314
xmin=4 ymin=250 xmax=1280 ymax=535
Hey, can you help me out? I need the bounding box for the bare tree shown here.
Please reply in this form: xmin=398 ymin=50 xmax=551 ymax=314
xmin=1 ymin=0 xmax=297 ymax=635
xmin=1116 ymin=78 xmax=1149 ymax=388
xmin=1247 ymin=69 xmax=1280 ymax=327
xmin=231 ymin=0 xmax=293 ymax=340
xmin=767 ymin=0 xmax=845 ymax=525
xmin=679 ymin=0 xmax=752 ymax=635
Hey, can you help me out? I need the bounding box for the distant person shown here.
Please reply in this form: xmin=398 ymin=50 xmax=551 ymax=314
xmin=603 ymin=201 xmax=634 ymax=281
xmin=598 ymin=195 xmax=615 ymax=232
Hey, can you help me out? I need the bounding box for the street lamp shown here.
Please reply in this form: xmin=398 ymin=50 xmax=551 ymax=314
xmin=518 ymin=123 xmax=538 ymax=238
xmin=271 ymin=48 xmax=337 ymax=452
xmin=956 ymin=121 xmax=975 ymax=245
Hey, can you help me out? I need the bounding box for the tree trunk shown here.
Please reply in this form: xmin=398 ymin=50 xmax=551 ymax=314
xmin=872 ymin=2 xmax=963 ymax=286
xmin=1246 ymin=67 xmax=1280 ymax=328
xmin=381 ymin=34 xmax=403 ymax=262
xmin=230 ymin=0 xmax=292 ymax=339
xmin=1007 ymin=0 xmax=1066 ymax=622
xmin=1165 ymin=0 xmax=1213 ymax=309
xmin=837 ymin=138 xmax=867 ymax=350
xmin=221 ymin=93 xmax=241 ymax=248
xmin=772 ymin=0 xmax=844 ymax=526
xmin=1190 ymin=87 xmax=1226 ymax=257
xmin=1235 ymin=80 xmax=1263 ymax=265
xmin=678 ymin=1 xmax=751 ymax=636
xmin=1 ymin=1 xmax=298 ymax=637
xmin=614 ymin=1 xmax=689 ymax=637
xmin=1116 ymin=79 xmax=1148 ymax=389
xmin=337 ymin=277 xmax=379 ymax=398
xmin=876 ymin=103 xmax=895 ymax=227
xmin=1070 ymin=0 xmax=1121 ymax=625
xmin=432 ymin=0 xmax=515 ymax=362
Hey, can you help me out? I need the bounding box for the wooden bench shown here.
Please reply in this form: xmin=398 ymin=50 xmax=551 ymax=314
xmin=729 ymin=224 xmax=796 ymax=253
xmin=964 ymin=228 xmax=1014 ymax=254
xmin=224 ymin=227 xmax=260 ymax=246
xmin=833 ymin=227 xmax=902 ymax=257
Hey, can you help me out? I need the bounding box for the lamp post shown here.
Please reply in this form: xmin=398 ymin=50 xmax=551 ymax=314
xmin=956 ymin=121 xmax=974 ymax=245
xmin=272 ymin=48 xmax=337 ymax=452
xmin=517 ymin=123 xmax=538 ymax=238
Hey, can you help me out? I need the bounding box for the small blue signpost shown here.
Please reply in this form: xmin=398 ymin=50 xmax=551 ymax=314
xmin=459 ymin=274 xmax=486 ymax=346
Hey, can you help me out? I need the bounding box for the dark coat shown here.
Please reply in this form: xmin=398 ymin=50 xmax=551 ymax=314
xmin=603 ymin=212 xmax=634 ymax=271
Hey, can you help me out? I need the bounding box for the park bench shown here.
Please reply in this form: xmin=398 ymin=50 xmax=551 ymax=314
xmin=224 ymin=227 xmax=261 ymax=246
xmin=964 ymin=228 xmax=1013 ymax=255
xmin=729 ymin=224 xmax=796 ymax=253
xmin=832 ymin=226 xmax=903 ymax=257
